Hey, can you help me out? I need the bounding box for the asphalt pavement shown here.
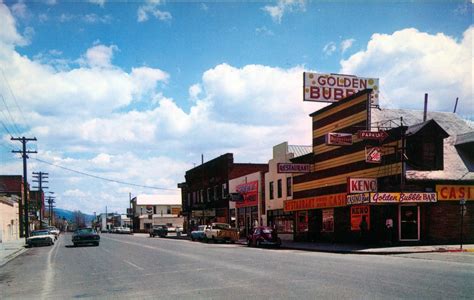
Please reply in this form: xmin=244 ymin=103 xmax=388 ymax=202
xmin=1 ymin=232 xmax=473 ymax=299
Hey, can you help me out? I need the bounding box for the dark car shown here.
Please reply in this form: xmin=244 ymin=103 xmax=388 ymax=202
xmin=247 ymin=226 xmax=281 ymax=248
xmin=72 ymin=228 xmax=100 ymax=246
xmin=149 ymin=225 xmax=168 ymax=238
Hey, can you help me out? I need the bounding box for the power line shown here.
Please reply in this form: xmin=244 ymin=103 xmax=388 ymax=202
xmin=0 ymin=93 xmax=21 ymax=136
xmin=0 ymin=68 xmax=30 ymax=130
xmin=32 ymin=157 xmax=179 ymax=191
xmin=0 ymin=118 xmax=13 ymax=137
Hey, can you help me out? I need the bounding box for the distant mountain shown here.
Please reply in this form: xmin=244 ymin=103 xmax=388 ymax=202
xmin=54 ymin=208 xmax=95 ymax=223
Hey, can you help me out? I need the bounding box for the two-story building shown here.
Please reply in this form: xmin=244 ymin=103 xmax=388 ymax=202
xmin=131 ymin=194 xmax=183 ymax=233
xmin=264 ymin=142 xmax=312 ymax=241
xmin=179 ymin=153 xmax=267 ymax=233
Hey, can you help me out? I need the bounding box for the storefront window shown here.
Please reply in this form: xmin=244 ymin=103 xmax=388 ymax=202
xmin=275 ymin=216 xmax=293 ymax=233
xmin=322 ymin=209 xmax=334 ymax=232
xmin=296 ymin=211 xmax=308 ymax=232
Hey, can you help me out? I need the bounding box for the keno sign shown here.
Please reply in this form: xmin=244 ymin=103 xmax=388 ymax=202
xmin=348 ymin=178 xmax=377 ymax=193
xmin=303 ymin=72 xmax=379 ymax=105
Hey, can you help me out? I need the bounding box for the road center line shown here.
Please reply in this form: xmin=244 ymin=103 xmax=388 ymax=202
xmin=123 ymin=260 xmax=144 ymax=270
xmin=41 ymin=236 xmax=60 ymax=300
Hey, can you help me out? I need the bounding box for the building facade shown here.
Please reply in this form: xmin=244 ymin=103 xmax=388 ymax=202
xmin=229 ymin=169 xmax=267 ymax=238
xmin=265 ymin=142 xmax=312 ymax=240
xmin=0 ymin=195 xmax=20 ymax=242
xmin=180 ymin=153 xmax=267 ymax=233
xmin=131 ymin=194 xmax=183 ymax=233
xmin=287 ymin=89 xmax=473 ymax=244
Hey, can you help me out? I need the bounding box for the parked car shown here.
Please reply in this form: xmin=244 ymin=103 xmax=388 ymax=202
xmin=149 ymin=225 xmax=168 ymax=238
xmin=190 ymin=225 xmax=207 ymax=241
xmin=204 ymin=223 xmax=238 ymax=243
xmin=72 ymin=228 xmax=100 ymax=246
xmin=247 ymin=226 xmax=281 ymax=248
xmin=121 ymin=227 xmax=131 ymax=234
xmin=26 ymin=229 xmax=55 ymax=247
xmin=47 ymin=226 xmax=60 ymax=239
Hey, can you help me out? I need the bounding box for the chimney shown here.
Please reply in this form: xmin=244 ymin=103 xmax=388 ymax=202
xmin=423 ymin=93 xmax=428 ymax=122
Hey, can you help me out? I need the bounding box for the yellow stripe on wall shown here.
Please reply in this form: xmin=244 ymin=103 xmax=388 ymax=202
xmin=294 ymin=163 xmax=402 ymax=192
xmin=312 ymin=94 xmax=368 ymax=121
xmin=313 ymin=110 xmax=367 ymax=138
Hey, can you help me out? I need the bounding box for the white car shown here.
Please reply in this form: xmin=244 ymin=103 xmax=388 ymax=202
xmin=47 ymin=226 xmax=60 ymax=239
xmin=26 ymin=230 xmax=56 ymax=247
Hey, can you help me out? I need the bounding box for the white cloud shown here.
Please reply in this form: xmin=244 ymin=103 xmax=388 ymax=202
xmin=11 ymin=2 xmax=27 ymax=19
xmin=137 ymin=1 xmax=172 ymax=23
xmin=0 ymin=3 xmax=28 ymax=46
xmin=82 ymin=44 xmax=118 ymax=68
xmin=256 ymin=26 xmax=274 ymax=36
xmin=340 ymin=27 xmax=473 ymax=115
xmin=262 ymin=0 xmax=306 ymax=24
xmin=323 ymin=42 xmax=336 ymax=56
xmin=341 ymin=38 xmax=355 ymax=54
xmin=188 ymin=83 xmax=202 ymax=101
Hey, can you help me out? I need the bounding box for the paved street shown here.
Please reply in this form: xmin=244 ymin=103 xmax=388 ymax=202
xmin=1 ymin=233 xmax=473 ymax=299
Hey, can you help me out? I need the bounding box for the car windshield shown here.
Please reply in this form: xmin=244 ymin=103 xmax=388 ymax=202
xmin=198 ymin=226 xmax=206 ymax=231
xmin=76 ymin=228 xmax=94 ymax=234
xmin=31 ymin=230 xmax=49 ymax=236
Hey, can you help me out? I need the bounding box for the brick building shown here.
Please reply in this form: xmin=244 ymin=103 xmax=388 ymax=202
xmin=179 ymin=153 xmax=267 ymax=233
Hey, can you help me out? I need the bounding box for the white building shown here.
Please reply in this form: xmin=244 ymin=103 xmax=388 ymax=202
xmin=265 ymin=142 xmax=312 ymax=240
xmin=131 ymin=194 xmax=183 ymax=232
xmin=0 ymin=195 xmax=20 ymax=242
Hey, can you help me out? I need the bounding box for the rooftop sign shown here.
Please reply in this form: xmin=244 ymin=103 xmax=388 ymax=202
xmin=303 ymin=72 xmax=379 ymax=105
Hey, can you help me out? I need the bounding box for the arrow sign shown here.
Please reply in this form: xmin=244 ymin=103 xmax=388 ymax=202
xmin=357 ymin=130 xmax=388 ymax=141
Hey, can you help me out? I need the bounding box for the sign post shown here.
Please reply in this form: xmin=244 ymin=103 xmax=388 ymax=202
xmin=460 ymin=199 xmax=466 ymax=250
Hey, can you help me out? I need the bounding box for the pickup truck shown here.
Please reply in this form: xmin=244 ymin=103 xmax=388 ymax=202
xmin=204 ymin=223 xmax=239 ymax=243
xmin=149 ymin=225 xmax=168 ymax=238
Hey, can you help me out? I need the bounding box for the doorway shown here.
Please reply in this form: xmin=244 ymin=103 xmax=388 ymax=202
xmin=399 ymin=205 xmax=420 ymax=241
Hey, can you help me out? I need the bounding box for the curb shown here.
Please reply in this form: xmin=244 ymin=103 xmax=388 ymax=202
xmin=0 ymin=246 xmax=28 ymax=268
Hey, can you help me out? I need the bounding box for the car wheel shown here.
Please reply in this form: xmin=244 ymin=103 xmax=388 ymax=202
xmin=212 ymin=236 xmax=216 ymax=243
xmin=94 ymin=242 xmax=99 ymax=246
xmin=247 ymin=240 xmax=251 ymax=247
xmin=256 ymin=240 xmax=261 ymax=247
xmin=49 ymin=239 xmax=53 ymax=246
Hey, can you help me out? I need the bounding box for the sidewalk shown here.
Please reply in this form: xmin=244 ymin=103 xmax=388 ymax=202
xmin=278 ymin=240 xmax=474 ymax=255
xmin=0 ymin=239 xmax=27 ymax=267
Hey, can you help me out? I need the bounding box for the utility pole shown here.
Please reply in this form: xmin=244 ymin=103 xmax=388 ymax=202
xmin=46 ymin=194 xmax=55 ymax=226
xmin=32 ymin=172 xmax=49 ymax=229
xmin=11 ymin=137 xmax=37 ymax=239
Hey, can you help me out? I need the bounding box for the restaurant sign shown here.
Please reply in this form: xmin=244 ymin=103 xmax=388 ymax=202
xmin=326 ymin=132 xmax=353 ymax=146
xmin=370 ymin=192 xmax=437 ymax=203
xmin=347 ymin=177 xmax=377 ymax=193
xmin=277 ymin=163 xmax=311 ymax=173
xmin=303 ymin=72 xmax=379 ymax=104
xmin=284 ymin=193 xmax=346 ymax=212
xmin=436 ymin=185 xmax=474 ymax=201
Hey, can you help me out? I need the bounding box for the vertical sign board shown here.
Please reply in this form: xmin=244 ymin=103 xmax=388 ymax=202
xmin=351 ymin=205 xmax=370 ymax=231
xmin=303 ymin=72 xmax=379 ymax=105
xmin=236 ymin=181 xmax=259 ymax=208
xmin=322 ymin=208 xmax=334 ymax=232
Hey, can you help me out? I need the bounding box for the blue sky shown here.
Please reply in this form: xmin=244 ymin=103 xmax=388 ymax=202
xmin=0 ymin=0 xmax=472 ymax=214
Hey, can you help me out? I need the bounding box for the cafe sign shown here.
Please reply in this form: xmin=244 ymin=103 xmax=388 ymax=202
xmin=326 ymin=132 xmax=353 ymax=146
xmin=303 ymin=72 xmax=379 ymax=105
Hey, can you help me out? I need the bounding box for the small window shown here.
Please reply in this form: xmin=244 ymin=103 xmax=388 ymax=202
xmin=207 ymin=188 xmax=211 ymax=202
xmin=222 ymin=183 xmax=228 ymax=198
xmin=200 ymin=190 xmax=204 ymax=203
xmin=286 ymin=177 xmax=292 ymax=197
xmin=214 ymin=186 xmax=219 ymax=201
xmin=167 ymin=206 xmax=171 ymax=214
xmin=277 ymin=179 xmax=282 ymax=198
xmin=269 ymin=182 xmax=274 ymax=200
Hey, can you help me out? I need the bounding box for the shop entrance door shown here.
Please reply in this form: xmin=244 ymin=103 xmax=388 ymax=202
xmin=399 ymin=205 xmax=419 ymax=241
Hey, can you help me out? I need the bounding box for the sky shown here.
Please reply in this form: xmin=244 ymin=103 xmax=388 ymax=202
xmin=0 ymin=0 xmax=472 ymax=215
